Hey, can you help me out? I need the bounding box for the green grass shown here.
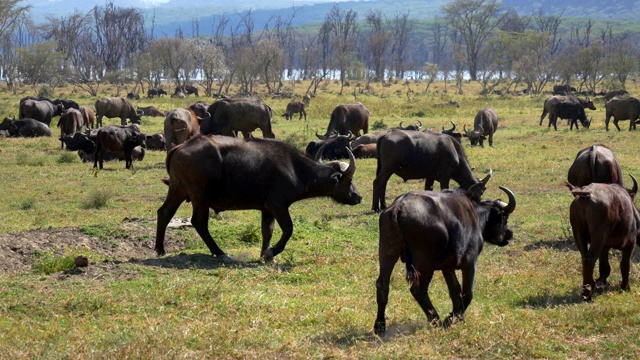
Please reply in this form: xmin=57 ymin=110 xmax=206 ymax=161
xmin=0 ymin=80 xmax=640 ymax=358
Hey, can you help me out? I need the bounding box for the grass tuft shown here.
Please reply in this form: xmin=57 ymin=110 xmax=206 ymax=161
xmin=57 ymin=152 xmax=78 ymax=164
xmin=81 ymin=190 xmax=113 ymax=209
xmin=18 ymin=197 xmax=36 ymax=210
xmin=32 ymin=250 xmax=77 ymax=274
xmin=16 ymin=151 xmax=46 ymax=166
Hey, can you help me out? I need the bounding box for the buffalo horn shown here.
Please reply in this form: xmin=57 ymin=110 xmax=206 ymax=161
xmin=629 ymin=174 xmax=638 ymax=197
xmin=464 ymin=124 xmax=470 ymax=134
xmin=499 ymin=186 xmax=516 ymax=215
xmin=343 ymin=147 xmax=356 ymax=179
xmin=476 ymin=125 xmax=484 ymax=135
xmin=417 ymin=120 xmax=423 ymax=129
xmin=399 ymin=121 xmax=404 ymax=129
xmin=315 ymin=130 xmax=325 ymax=139
xmin=314 ymin=142 xmax=328 ymax=162
xmin=442 ymin=121 xmax=456 ymax=133
xmin=480 ymin=169 xmax=492 ymax=185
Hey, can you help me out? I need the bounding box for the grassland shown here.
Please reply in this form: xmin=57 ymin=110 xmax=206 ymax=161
xmin=1 ymin=79 xmax=640 ymax=359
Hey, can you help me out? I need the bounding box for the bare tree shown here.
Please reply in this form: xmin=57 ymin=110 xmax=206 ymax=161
xmin=0 ymin=0 xmax=29 ymax=40
xmin=40 ymin=11 xmax=91 ymax=75
xmin=442 ymin=0 xmax=506 ymax=81
xmin=532 ymin=9 xmax=563 ymax=56
xmin=150 ymin=37 xmax=197 ymax=90
xmin=93 ymin=2 xmax=146 ymax=73
xmin=390 ymin=12 xmax=412 ymax=80
xmin=325 ymin=5 xmax=359 ymax=95
xmin=576 ymin=40 xmax=606 ymax=92
xmin=195 ymin=41 xmax=226 ymax=96
xmin=606 ymin=35 xmax=638 ymax=89
xmin=254 ymin=38 xmax=284 ymax=94
xmin=496 ymin=30 xmax=552 ymax=93
xmin=365 ymin=11 xmax=390 ymax=83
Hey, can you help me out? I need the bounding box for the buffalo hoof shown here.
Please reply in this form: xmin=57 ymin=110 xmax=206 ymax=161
xmin=442 ymin=313 xmax=463 ymax=328
xmin=215 ymin=254 xmax=236 ymax=264
xmin=155 ymin=248 xmax=166 ymax=256
xmin=261 ymin=248 xmax=275 ymax=263
xmin=374 ymin=321 xmax=386 ymax=335
xmin=595 ymin=279 xmax=608 ymax=292
xmin=581 ymin=284 xmax=593 ymax=302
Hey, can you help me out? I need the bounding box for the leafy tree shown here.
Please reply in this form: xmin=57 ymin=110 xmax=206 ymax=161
xmin=16 ymin=41 xmax=64 ymax=90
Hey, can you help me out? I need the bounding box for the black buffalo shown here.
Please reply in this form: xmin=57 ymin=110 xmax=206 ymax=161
xmin=202 ymin=98 xmax=275 ymax=139
xmin=318 ymin=102 xmax=369 ymax=139
xmin=95 ymin=97 xmax=142 ymax=127
xmin=547 ymin=101 xmax=591 ymax=130
xmin=305 ymin=132 xmax=353 ymax=160
xmin=568 ymin=145 xmax=624 ymax=187
xmin=374 ymin=180 xmax=516 ymax=334
xmin=19 ymin=99 xmax=65 ymax=126
xmin=57 ymin=108 xmax=85 ymax=149
xmin=463 ymin=107 xmax=498 ymax=147
xmin=603 ymin=89 xmax=629 ymax=102
xmin=93 ymin=125 xmax=146 ymax=169
xmin=283 ymin=101 xmax=306 ymax=121
xmin=604 ymin=96 xmax=640 ymax=131
xmin=372 ymin=130 xmax=488 ymax=212
xmin=0 ymin=117 xmax=51 ymax=137
xmin=540 ymin=96 xmax=596 ymax=127
xmin=553 ymin=85 xmax=577 ymax=95
xmin=147 ymin=88 xmax=168 ymax=98
xmin=156 ymin=135 xmax=362 ymax=261
xmin=567 ymin=176 xmax=639 ymax=302
xmin=175 ymin=85 xmax=199 ymax=97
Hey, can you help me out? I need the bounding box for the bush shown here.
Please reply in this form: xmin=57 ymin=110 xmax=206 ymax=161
xmin=37 ymin=85 xmax=54 ymax=99
xmin=57 ymin=152 xmax=78 ymax=164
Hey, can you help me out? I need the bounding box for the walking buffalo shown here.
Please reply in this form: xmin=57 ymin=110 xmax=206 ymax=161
xmin=374 ymin=180 xmax=516 ymax=334
xmin=567 ymin=176 xmax=639 ymax=302
xmin=604 ymin=96 xmax=640 ymax=131
xmin=155 ymin=135 xmax=362 ymax=261
xmin=202 ymin=98 xmax=275 ymax=139
xmin=567 ymin=145 xmax=624 ymax=187
xmin=95 ymin=97 xmax=142 ymax=127
xmin=283 ymin=101 xmax=306 ymax=121
xmin=603 ymin=89 xmax=629 ymax=102
xmin=93 ymin=125 xmax=146 ymax=169
xmin=463 ymin=107 xmax=498 ymax=147
xmin=318 ymin=102 xmax=369 ymax=139
xmin=19 ymin=99 xmax=65 ymax=126
xmin=0 ymin=117 xmax=51 ymax=137
xmin=175 ymin=85 xmax=199 ymax=97
xmin=372 ymin=130 xmax=489 ymax=212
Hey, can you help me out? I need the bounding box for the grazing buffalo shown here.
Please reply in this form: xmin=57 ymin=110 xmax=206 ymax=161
xmin=0 ymin=117 xmax=51 ymax=137
xmin=352 ymin=132 xmax=387 ymax=148
xmin=126 ymin=92 xmax=140 ymax=100
xmin=78 ymin=146 xmax=145 ymax=163
xmin=553 ymin=84 xmax=577 ymax=95
xmin=318 ymin=102 xmax=369 ymax=139
xmin=352 ymin=143 xmax=377 ymax=159
xmin=95 ymin=97 xmax=142 ymax=127
xmin=155 ymin=135 xmax=362 ymax=261
xmin=145 ymin=132 xmax=166 ymax=151
xmin=57 ymin=108 xmax=85 ymax=149
xmin=604 ymin=96 xmax=640 ymax=131
xmin=464 ymin=107 xmax=498 ymax=147
xmin=137 ymin=105 xmax=165 ymax=117
xmin=603 ymin=89 xmax=629 ymax=102
xmin=434 ymin=100 xmax=460 ymax=108
xmin=147 ymin=88 xmax=167 ymax=98
xmin=568 ymin=145 xmax=624 ymax=187
xmin=283 ymin=101 xmax=306 ymax=121
xmin=302 ymin=94 xmax=312 ymax=105
xmin=19 ymin=99 xmax=65 ymax=126
xmin=305 ymin=132 xmax=353 ymax=160
xmin=164 ymin=104 xmax=210 ymax=151
xmin=93 ymin=125 xmax=146 ymax=169
xmin=374 ymin=180 xmax=516 ymax=334
xmin=547 ymin=101 xmax=591 ymax=130
xmin=397 ymin=120 xmax=423 ymax=131
xmin=567 ymin=176 xmax=639 ymax=302
xmin=79 ymin=106 xmax=95 ymax=129
xmin=372 ymin=130 xmax=488 ymax=212
xmin=61 ymin=131 xmax=97 ymax=154
xmin=539 ymin=96 xmax=596 ymax=126
xmin=175 ymin=85 xmax=199 ymax=97
xmin=52 ymin=99 xmax=80 ymax=111
xmin=202 ymin=98 xmax=275 ymax=139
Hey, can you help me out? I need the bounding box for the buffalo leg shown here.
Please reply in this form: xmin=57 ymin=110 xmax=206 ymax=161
xmin=410 ymin=270 xmax=439 ymax=325
xmin=613 ymin=119 xmax=621 ymax=131
xmin=424 ymin=179 xmax=436 ymax=191
xmin=191 ymin=202 xmax=226 ymax=257
xmin=488 ymin=133 xmax=494 ymax=146
xmin=539 ymin=109 xmax=547 ymax=126
xmin=374 ymin=248 xmax=400 ymax=335
xmin=372 ymin=172 xmax=392 ymax=212
xmin=262 ymin=206 xmax=293 ymax=261
xmin=620 ymin=245 xmax=634 ymax=291
xmin=596 ymin=247 xmax=611 ymax=290
xmin=155 ymin=184 xmax=187 ymax=256
xmin=260 ymin=211 xmax=276 ymax=258
xmin=442 ymin=269 xmax=463 ymax=325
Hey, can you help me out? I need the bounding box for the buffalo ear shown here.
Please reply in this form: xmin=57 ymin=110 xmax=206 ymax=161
xmin=330 ymin=172 xmax=342 ymax=184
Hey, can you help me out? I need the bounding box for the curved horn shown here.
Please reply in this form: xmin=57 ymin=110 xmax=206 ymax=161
xmin=476 ymin=125 xmax=484 ymax=135
xmin=499 ymin=186 xmax=516 ymax=215
xmin=480 ymin=169 xmax=492 ymax=185
xmin=347 ymin=131 xmax=354 ymax=139
xmin=417 ymin=120 xmax=423 ymax=129
xmin=629 ymin=174 xmax=638 ymax=196
xmin=314 ymin=142 xmax=328 ymax=162
xmin=343 ymin=146 xmax=356 ymax=179
xmin=464 ymin=124 xmax=472 ymax=135
xmin=399 ymin=121 xmax=404 ymax=129
xmin=316 ymin=130 xmax=325 ymax=139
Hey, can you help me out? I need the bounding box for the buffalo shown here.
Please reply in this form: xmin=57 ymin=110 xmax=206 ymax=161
xmin=137 ymin=105 xmax=166 ymax=117
xmin=175 ymin=85 xmax=199 ymax=97
xmin=547 ymin=101 xmax=591 ymax=130
xmin=553 ymin=85 xmax=577 ymax=95
xmin=539 ymin=96 xmax=596 ymax=126
xmin=147 ymin=88 xmax=167 ymax=98
xmin=568 ymin=145 xmax=624 ymax=187
xmin=145 ymin=132 xmax=167 ymax=151
xmin=434 ymin=100 xmax=460 ymax=108
xmin=305 ymin=132 xmax=353 ymax=160
xmin=374 ymin=179 xmax=516 ymax=334
xmin=318 ymin=102 xmax=369 ymax=139
xmin=302 ymin=94 xmax=312 ymax=106
xmin=202 ymin=98 xmax=275 ymax=139
xmin=604 ymin=96 xmax=640 ymax=131
xmin=372 ymin=130 xmax=488 ymax=212
xmin=352 ymin=143 xmax=377 ymax=159
xmin=126 ymin=92 xmax=140 ymax=100
xmin=155 ymin=135 xmax=362 ymax=261
xmin=78 ymin=146 xmax=146 ymax=163
xmin=0 ymin=117 xmax=51 ymax=137
xmin=164 ymin=104 xmax=210 ymax=151
xmin=79 ymin=106 xmax=95 ymax=129
xmin=283 ymin=101 xmax=307 ymax=121
xmin=463 ymin=107 xmax=498 ymax=146
xmin=397 ymin=120 xmax=423 ymax=131
xmin=93 ymin=125 xmax=146 ymax=169
xmin=567 ymin=176 xmax=639 ymax=302
xmin=95 ymin=97 xmax=142 ymax=127
xmin=57 ymin=108 xmax=85 ymax=149
xmin=19 ymin=99 xmax=65 ymax=126
xmin=61 ymin=131 xmax=97 ymax=154
xmin=603 ymin=89 xmax=629 ymax=102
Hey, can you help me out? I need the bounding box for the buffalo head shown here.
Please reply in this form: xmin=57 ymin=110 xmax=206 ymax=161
xmin=463 ymin=124 xmax=486 ymax=146
xmin=315 ymin=143 xmax=362 ymax=205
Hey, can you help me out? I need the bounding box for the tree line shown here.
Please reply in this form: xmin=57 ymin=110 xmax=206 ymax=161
xmin=1 ymin=0 xmax=638 ymax=97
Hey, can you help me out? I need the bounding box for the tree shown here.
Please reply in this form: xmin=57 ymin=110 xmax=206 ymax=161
xmin=365 ymin=11 xmax=390 ymax=83
xmin=150 ymin=37 xmax=197 ymax=90
xmin=93 ymin=2 xmax=146 ymax=73
xmin=0 ymin=0 xmax=29 ymax=40
xmin=576 ymin=40 xmax=606 ymax=93
xmin=325 ymin=5 xmax=359 ymax=95
xmin=442 ymin=0 xmax=506 ymax=81
xmin=254 ymin=38 xmax=284 ymax=94
xmin=40 ymin=11 xmax=91 ymax=74
xmin=495 ymin=30 xmax=553 ymax=94
xmin=605 ymin=35 xmax=638 ymax=90
xmin=390 ymin=12 xmax=412 ymax=80
xmin=195 ymin=41 xmax=226 ymax=96
xmin=16 ymin=41 xmax=65 ymax=90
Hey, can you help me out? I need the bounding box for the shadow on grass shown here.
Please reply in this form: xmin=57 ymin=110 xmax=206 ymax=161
xmin=312 ymin=321 xmax=428 ymax=347
xmin=523 ymin=237 xmax=576 ymax=252
xmin=515 ymin=292 xmax=582 ymax=309
xmin=130 ymin=253 xmax=268 ymax=270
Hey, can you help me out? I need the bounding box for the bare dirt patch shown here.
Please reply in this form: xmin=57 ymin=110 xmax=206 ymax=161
xmin=0 ymin=218 xmax=192 ymax=274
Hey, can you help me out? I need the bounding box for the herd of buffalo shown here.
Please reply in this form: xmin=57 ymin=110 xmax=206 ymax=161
xmin=1 ymin=87 xmax=639 ymax=334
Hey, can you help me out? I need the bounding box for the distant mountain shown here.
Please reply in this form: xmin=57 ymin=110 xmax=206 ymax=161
xmin=24 ymin=0 xmax=640 ymax=35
